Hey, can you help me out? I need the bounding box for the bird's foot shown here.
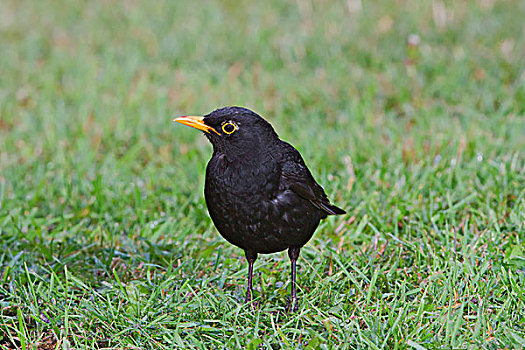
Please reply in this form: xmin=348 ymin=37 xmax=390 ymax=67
xmin=286 ymin=297 xmax=299 ymax=313
xmin=245 ymin=291 xmax=259 ymax=310
xmin=246 ymin=299 xmax=260 ymax=310
xmin=269 ymin=297 xmax=298 ymax=316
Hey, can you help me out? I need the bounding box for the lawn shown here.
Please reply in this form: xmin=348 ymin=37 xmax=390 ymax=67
xmin=1 ymin=0 xmax=524 ymax=348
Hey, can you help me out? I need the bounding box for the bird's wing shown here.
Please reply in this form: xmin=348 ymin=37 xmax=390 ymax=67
xmin=279 ymin=142 xmax=346 ymax=216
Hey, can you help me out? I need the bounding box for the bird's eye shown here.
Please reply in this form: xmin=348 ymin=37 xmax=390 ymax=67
xmin=221 ymin=121 xmax=238 ymax=134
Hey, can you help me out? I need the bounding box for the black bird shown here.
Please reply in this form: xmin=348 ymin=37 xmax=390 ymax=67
xmin=174 ymin=106 xmax=345 ymax=311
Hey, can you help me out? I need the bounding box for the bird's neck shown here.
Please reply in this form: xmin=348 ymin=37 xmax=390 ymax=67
xmin=214 ymin=141 xmax=276 ymax=165
xmin=211 ymin=142 xmax=278 ymax=174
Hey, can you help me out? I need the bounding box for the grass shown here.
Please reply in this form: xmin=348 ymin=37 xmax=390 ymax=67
xmin=1 ymin=0 xmax=524 ymax=348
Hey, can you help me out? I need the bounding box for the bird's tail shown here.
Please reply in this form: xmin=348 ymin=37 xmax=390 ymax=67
xmin=319 ymin=202 xmax=346 ymax=216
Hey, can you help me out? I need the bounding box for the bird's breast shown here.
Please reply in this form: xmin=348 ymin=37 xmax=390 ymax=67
xmin=206 ymin=153 xmax=280 ymax=195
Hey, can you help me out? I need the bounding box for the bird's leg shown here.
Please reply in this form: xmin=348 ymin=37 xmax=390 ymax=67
xmin=287 ymin=247 xmax=301 ymax=313
xmin=244 ymin=250 xmax=258 ymax=307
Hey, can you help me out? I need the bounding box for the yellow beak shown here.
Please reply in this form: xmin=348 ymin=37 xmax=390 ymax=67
xmin=173 ymin=116 xmax=220 ymax=135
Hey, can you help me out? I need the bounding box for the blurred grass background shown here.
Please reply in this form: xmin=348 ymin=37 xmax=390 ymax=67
xmin=1 ymin=0 xmax=524 ymax=348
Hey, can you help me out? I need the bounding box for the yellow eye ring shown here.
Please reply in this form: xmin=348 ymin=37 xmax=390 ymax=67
xmin=221 ymin=121 xmax=238 ymax=134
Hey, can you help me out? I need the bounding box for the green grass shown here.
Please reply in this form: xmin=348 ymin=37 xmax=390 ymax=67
xmin=1 ymin=0 xmax=524 ymax=348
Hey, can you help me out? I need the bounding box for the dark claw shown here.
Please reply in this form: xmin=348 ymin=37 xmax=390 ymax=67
xmin=286 ymin=297 xmax=299 ymax=313
xmin=245 ymin=290 xmax=260 ymax=309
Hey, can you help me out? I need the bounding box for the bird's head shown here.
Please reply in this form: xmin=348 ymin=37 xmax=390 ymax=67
xmin=174 ymin=106 xmax=278 ymax=157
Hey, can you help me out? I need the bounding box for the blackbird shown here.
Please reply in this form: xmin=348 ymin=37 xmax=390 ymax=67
xmin=174 ymin=106 xmax=345 ymax=311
